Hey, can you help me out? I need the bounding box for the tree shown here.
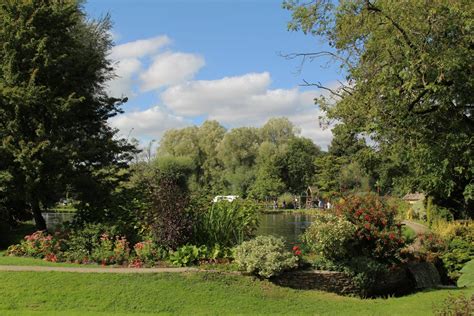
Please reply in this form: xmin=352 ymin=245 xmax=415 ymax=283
xmin=249 ymin=141 xmax=286 ymax=199
xmin=0 ymin=0 xmax=135 ymax=229
xmin=217 ymin=127 xmax=261 ymax=196
xmin=260 ymin=117 xmax=299 ymax=145
xmin=285 ymin=0 xmax=473 ymax=215
xmin=281 ymin=137 xmax=321 ymax=194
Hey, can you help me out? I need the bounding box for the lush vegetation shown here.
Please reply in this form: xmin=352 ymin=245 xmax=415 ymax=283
xmin=283 ymin=0 xmax=473 ymax=216
xmin=0 ymin=0 xmax=472 ymax=314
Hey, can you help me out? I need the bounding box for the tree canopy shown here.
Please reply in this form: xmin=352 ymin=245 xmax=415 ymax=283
xmin=0 ymin=0 xmax=135 ymax=228
xmin=284 ymin=0 xmax=473 ymax=216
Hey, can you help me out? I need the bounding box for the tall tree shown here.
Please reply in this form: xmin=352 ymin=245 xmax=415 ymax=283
xmin=285 ymin=0 xmax=473 ymax=215
xmin=0 ymin=0 xmax=134 ymax=229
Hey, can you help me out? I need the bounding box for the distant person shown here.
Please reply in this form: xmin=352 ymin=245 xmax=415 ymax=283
xmin=282 ymin=201 xmax=287 ymax=209
xmin=326 ymin=201 xmax=331 ymax=209
xmin=318 ymin=198 xmax=324 ymax=209
xmin=273 ymin=200 xmax=278 ymax=209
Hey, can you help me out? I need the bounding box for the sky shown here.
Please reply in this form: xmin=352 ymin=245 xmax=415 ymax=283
xmin=84 ymin=0 xmax=343 ymax=149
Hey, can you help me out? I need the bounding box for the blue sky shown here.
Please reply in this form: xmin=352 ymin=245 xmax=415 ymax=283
xmin=85 ymin=0 xmax=341 ymax=148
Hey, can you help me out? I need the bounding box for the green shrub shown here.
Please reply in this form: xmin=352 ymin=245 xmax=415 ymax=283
xmin=169 ymin=244 xmax=233 ymax=267
xmin=194 ymin=200 xmax=259 ymax=247
xmin=169 ymin=245 xmax=208 ymax=267
xmin=442 ymin=238 xmax=473 ymax=281
xmin=334 ymin=194 xmax=405 ymax=262
xmin=133 ymin=240 xmax=168 ymax=266
xmin=303 ymin=213 xmax=356 ymax=260
xmin=234 ymin=235 xmax=298 ymax=278
xmin=90 ymin=234 xmax=130 ymax=265
xmin=278 ymin=192 xmax=295 ymax=209
xmin=63 ymin=223 xmax=121 ymax=263
xmin=6 ymin=230 xmax=64 ymax=261
xmin=457 ymin=259 xmax=474 ymax=288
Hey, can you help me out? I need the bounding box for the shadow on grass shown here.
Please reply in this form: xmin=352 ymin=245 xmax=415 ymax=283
xmin=0 ymin=222 xmax=36 ymax=250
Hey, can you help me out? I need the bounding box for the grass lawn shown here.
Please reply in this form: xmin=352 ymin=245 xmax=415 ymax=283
xmin=0 ymin=270 xmax=472 ymax=316
xmin=0 ymin=251 xmax=100 ymax=268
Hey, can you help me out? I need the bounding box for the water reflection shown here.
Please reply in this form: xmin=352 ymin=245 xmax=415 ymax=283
xmin=42 ymin=212 xmax=75 ymax=230
xmin=256 ymin=212 xmax=315 ymax=246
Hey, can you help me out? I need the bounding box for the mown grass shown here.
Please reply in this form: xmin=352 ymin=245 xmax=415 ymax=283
xmin=0 ymin=270 xmax=472 ymax=316
xmin=0 ymin=252 xmax=99 ymax=268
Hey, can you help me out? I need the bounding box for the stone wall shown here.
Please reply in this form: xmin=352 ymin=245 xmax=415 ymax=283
xmin=271 ymin=268 xmax=418 ymax=297
xmin=271 ymin=270 xmax=359 ymax=296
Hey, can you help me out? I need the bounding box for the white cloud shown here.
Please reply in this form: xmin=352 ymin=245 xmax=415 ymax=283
xmin=110 ymin=36 xmax=171 ymax=60
xmin=140 ymin=52 xmax=205 ymax=91
xmin=108 ymin=58 xmax=141 ymax=97
xmin=287 ymin=110 xmax=333 ymax=149
xmin=160 ymin=72 xmax=333 ymax=147
xmin=109 ymin=106 xmax=190 ymax=140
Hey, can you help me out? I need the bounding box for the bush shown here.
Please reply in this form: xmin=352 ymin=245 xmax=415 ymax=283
xmin=335 ymin=194 xmax=405 ymax=262
xmin=169 ymin=244 xmax=233 ymax=267
xmin=431 ymin=221 xmax=473 ymax=281
xmin=278 ymin=192 xmax=295 ymax=209
xmin=133 ymin=240 xmax=168 ymax=266
xmin=62 ymin=223 xmax=121 ymax=263
xmin=303 ymin=213 xmax=356 ymax=260
xmin=6 ymin=230 xmax=64 ymax=261
xmin=90 ymin=233 xmax=130 ymax=265
xmin=194 ymin=200 xmax=260 ymax=247
xmin=234 ymin=235 xmax=298 ymax=278
xmin=140 ymin=175 xmax=194 ymax=250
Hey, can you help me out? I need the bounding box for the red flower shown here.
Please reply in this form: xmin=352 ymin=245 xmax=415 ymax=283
xmin=292 ymin=246 xmax=300 ymax=251
xmin=294 ymin=250 xmax=302 ymax=256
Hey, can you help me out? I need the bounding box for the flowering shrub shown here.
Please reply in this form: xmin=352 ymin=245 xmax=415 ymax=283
xmin=334 ymin=194 xmax=405 ymax=262
xmin=6 ymin=231 xmax=64 ymax=260
xmin=234 ymin=235 xmax=298 ymax=278
xmin=91 ymin=233 xmax=130 ymax=265
xmin=133 ymin=240 xmax=167 ymax=266
xmin=303 ymin=213 xmax=356 ymax=260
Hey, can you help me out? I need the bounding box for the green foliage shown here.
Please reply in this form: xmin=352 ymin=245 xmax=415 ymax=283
xmin=132 ymin=240 xmax=168 ymax=266
xmin=194 ymin=200 xmax=260 ymax=247
xmin=90 ymin=234 xmax=130 ymax=265
xmin=335 ymin=194 xmax=405 ymax=262
xmin=303 ymin=213 xmax=356 ymax=260
xmin=169 ymin=244 xmax=232 ymax=267
xmin=458 ymin=260 xmax=474 ymax=288
xmin=6 ymin=231 xmax=64 ymax=261
xmin=169 ymin=245 xmax=208 ymax=267
xmin=0 ymin=0 xmax=136 ymax=229
xmin=234 ymin=235 xmax=298 ymax=278
xmin=277 ymin=192 xmax=295 ymax=209
xmin=62 ymin=223 xmax=122 ymax=263
xmin=285 ymin=0 xmax=474 ymax=215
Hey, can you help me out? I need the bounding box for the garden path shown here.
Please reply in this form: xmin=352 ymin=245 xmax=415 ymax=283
xmin=402 ymin=220 xmax=429 ymax=235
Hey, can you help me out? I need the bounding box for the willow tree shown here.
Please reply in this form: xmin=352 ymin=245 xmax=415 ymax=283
xmin=284 ymin=0 xmax=473 ymax=216
xmin=0 ymin=0 xmax=134 ymax=229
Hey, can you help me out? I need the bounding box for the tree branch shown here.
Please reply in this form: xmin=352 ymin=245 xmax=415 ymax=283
xmin=301 ymin=79 xmax=344 ymax=98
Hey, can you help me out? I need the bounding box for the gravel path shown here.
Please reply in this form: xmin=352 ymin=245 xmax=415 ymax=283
xmin=0 ymin=265 xmax=199 ymax=273
xmin=402 ymin=220 xmax=430 ymax=235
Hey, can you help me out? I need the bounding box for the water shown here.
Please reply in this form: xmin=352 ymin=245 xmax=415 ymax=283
xmin=41 ymin=212 xmax=75 ymax=230
xmin=256 ymin=212 xmax=315 ymax=246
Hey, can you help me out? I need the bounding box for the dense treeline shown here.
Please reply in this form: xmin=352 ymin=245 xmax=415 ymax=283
xmin=150 ymin=118 xmax=322 ymax=199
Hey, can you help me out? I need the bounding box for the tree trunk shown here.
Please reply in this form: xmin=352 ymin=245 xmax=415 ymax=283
xmin=32 ymin=199 xmax=47 ymax=230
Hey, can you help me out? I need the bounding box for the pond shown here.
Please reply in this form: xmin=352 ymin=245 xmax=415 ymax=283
xmin=41 ymin=211 xmax=317 ymax=246
xmin=42 ymin=212 xmax=75 ymax=230
xmin=256 ymin=212 xmax=316 ymax=246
